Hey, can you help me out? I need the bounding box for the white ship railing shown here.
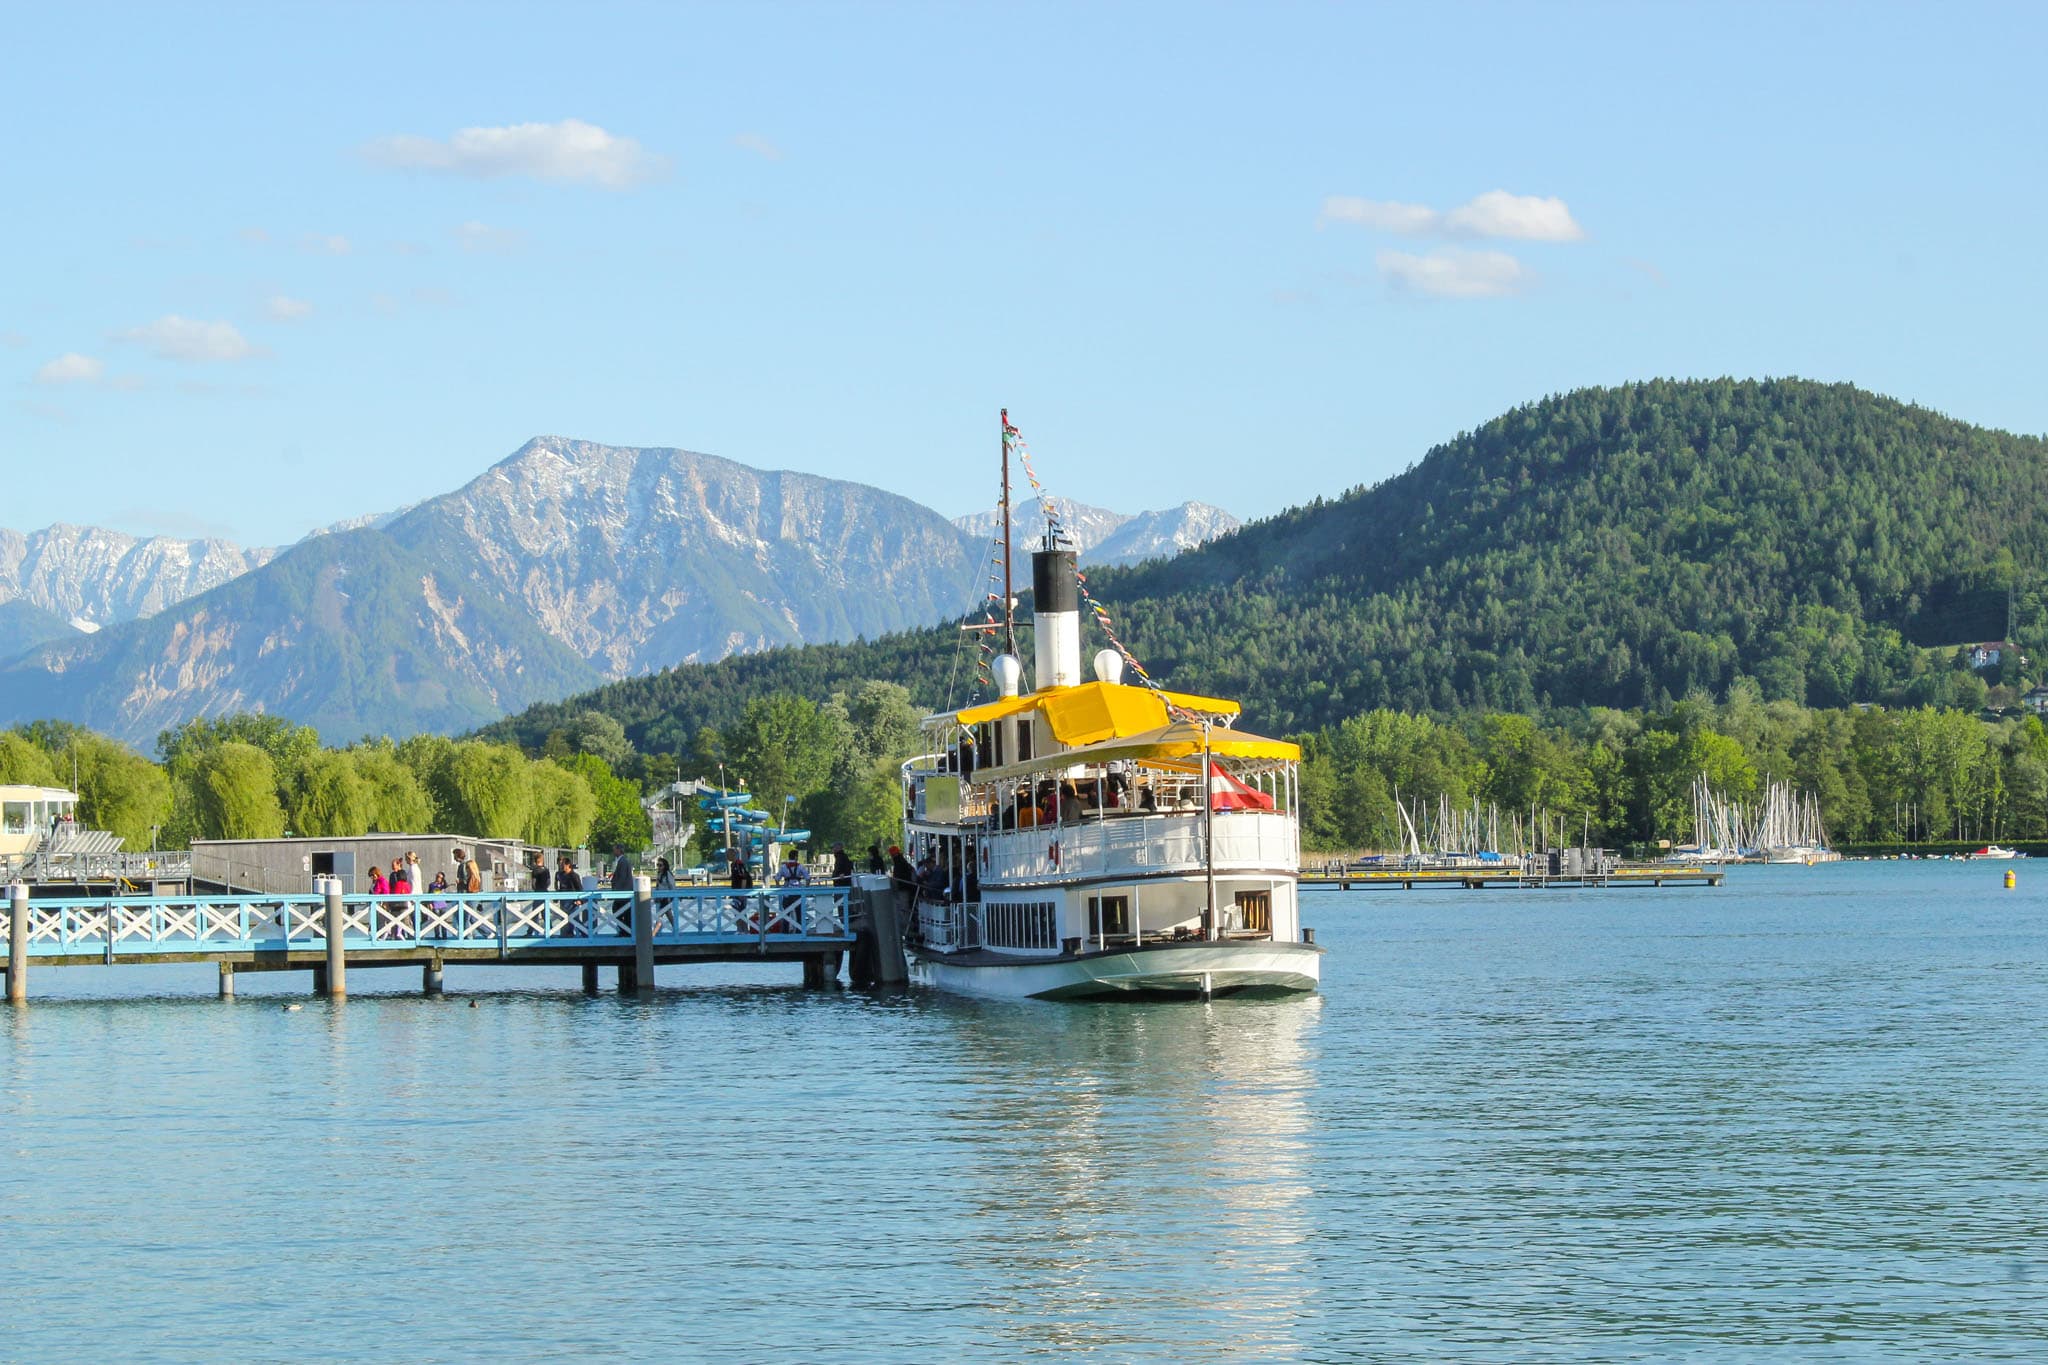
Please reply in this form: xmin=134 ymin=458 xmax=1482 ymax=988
xmin=974 ymin=811 xmax=1297 ymax=883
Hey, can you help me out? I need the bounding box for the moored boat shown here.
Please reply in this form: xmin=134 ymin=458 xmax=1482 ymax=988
xmin=895 ymin=412 xmax=1320 ymax=1000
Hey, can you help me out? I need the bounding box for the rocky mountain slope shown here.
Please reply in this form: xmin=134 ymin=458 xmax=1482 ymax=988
xmin=953 ymin=497 xmax=1239 ymax=567
xmin=0 ymin=528 xmax=603 ymax=746
xmin=393 ymin=437 xmax=977 ymax=677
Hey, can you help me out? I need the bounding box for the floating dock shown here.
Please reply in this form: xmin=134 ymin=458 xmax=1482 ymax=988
xmin=2 ymin=878 xmax=873 ymax=1002
xmin=1301 ymin=864 xmax=1725 ymax=891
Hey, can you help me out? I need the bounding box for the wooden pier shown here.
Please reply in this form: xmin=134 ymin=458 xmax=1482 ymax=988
xmin=2 ymin=877 xmax=866 ymax=1002
xmin=1300 ymin=864 xmax=1726 ymax=891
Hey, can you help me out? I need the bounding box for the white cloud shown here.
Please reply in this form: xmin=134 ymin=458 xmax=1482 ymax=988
xmin=266 ymin=295 xmax=314 ymax=322
xmin=1321 ymin=190 xmax=1584 ymax=242
xmin=733 ymin=132 xmax=784 ymax=161
xmin=1442 ymin=190 xmax=1583 ymax=242
xmin=300 ymin=233 xmax=352 ymax=255
xmin=1376 ymin=248 xmax=1530 ymax=299
xmin=1318 ymin=196 xmax=1438 ymax=233
xmin=115 ymin=316 xmax=263 ymax=362
xmin=364 ymin=118 xmax=669 ymax=189
xmin=453 ymin=220 xmax=524 ymax=253
xmin=34 ymin=352 xmax=104 ymax=385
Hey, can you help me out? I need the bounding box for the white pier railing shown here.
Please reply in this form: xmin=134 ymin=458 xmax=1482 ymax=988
xmin=17 ymin=886 xmax=853 ymax=959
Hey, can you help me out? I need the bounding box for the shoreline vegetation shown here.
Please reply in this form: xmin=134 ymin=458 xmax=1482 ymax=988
xmin=6 ymin=676 xmax=2048 ymax=862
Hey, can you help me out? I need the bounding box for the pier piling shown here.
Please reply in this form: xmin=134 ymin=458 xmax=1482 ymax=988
xmin=848 ymin=879 xmax=908 ymax=987
xmin=218 ymin=962 xmax=235 ymax=999
xmin=632 ymin=876 xmax=655 ymax=995
xmin=320 ymin=877 xmax=347 ymax=998
xmin=423 ymin=955 xmax=444 ymax=995
xmin=581 ymin=962 xmax=600 ymax=994
xmin=7 ymin=882 xmax=27 ymax=1004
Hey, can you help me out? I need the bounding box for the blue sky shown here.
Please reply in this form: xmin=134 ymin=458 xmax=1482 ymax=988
xmin=8 ymin=2 xmax=2046 ymax=546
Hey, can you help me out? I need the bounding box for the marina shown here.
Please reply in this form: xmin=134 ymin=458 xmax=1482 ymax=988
xmin=1303 ymin=861 xmax=1726 ymax=890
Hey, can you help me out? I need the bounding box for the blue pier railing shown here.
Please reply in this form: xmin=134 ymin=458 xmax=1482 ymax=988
xmin=18 ymin=887 xmax=855 ymax=959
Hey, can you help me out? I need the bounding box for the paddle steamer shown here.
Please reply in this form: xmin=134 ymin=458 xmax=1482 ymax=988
xmin=896 ymin=412 xmax=1320 ymax=999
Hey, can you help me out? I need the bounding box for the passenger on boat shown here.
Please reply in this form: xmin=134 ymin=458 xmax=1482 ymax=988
xmin=866 ymin=841 xmax=886 ymax=874
xmin=889 ymin=845 xmax=916 ymax=890
xmin=916 ymin=854 xmax=948 ymax=905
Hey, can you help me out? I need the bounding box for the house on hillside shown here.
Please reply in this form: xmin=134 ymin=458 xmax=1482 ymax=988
xmin=1968 ymin=641 xmax=2024 ymax=670
xmin=2024 ymin=686 xmax=2048 ymax=716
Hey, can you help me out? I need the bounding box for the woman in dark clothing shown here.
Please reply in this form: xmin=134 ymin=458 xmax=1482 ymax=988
xmin=866 ymin=842 xmax=886 ymax=874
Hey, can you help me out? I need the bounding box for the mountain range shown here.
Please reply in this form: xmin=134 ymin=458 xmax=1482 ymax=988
xmin=0 ymin=525 xmax=276 ymax=657
xmin=0 ymin=438 xmax=1238 ymax=746
xmin=952 ymin=497 xmax=1239 ymax=568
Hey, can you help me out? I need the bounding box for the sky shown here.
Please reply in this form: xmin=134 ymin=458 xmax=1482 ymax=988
xmin=7 ymin=1 xmax=2048 ymax=547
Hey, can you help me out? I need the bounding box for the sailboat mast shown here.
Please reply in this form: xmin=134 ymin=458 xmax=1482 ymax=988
xmin=999 ymin=408 xmax=1017 ymax=657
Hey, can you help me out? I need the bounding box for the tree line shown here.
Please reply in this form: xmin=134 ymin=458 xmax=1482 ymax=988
xmin=0 ymin=681 xmax=928 ymax=862
xmin=7 ymin=679 xmax=2046 ymax=861
xmin=1295 ymin=684 xmax=2048 ymax=852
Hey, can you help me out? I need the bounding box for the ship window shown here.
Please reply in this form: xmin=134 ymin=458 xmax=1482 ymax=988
xmin=1234 ymin=890 xmax=1272 ymax=933
xmin=1087 ymin=895 xmax=1130 ymax=938
xmin=2 ymin=802 xmax=28 ymax=835
xmin=984 ymin=900 xmax=1057 ymax=949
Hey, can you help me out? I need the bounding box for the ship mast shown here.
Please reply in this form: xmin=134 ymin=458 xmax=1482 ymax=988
xmin=999 ymin=408 xmax=1017 ymax=657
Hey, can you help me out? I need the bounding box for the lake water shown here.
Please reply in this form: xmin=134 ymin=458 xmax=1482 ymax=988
xmin=4 ymin=862 xmax=2046 ymax=1361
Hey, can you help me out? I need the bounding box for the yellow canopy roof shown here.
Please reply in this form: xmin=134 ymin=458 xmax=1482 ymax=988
xmin=973 ymin=720 xmax=1299 ymax=783
xmin=951 ymin=680 xmax=1242 ymax=738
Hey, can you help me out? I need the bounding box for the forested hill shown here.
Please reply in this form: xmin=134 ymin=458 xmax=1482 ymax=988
xmin=482 ymin=379 xmax=2048 ymax=753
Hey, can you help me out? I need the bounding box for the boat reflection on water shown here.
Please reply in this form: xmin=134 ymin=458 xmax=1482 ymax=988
xmin=921 ymin=992 xmax=1323 ymax=1357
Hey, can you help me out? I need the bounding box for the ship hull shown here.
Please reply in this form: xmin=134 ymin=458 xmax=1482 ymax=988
xmin=907 ymin=938 xmax=1322 ymax=1000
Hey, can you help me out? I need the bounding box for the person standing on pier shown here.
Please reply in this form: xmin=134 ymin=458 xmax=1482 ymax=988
xmin=831 ymin=842 xmax=854 ymax=887
xmin=608 ymin=843 xmax=633 ymax=891
xmin=554 ymin=854 xmax=580 ymax=892
xmin=454 ymin=849 xmax=481 ymax=894
xmin=529 ymin=850 xmax=551 ymax=892
xmin=866 ymin=842 xmax=885 ymax=874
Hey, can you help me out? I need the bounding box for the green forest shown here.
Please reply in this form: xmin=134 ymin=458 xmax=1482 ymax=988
xmin=481 ymin=378 xmax=2048 ymax=755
